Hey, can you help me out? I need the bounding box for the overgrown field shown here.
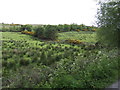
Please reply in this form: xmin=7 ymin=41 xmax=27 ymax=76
xmin=58 ymin=31 xmax=96 ymax=43
xmin=2 ymin=31 xmax=119 ymax=88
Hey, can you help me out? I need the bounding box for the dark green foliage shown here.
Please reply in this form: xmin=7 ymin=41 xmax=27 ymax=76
xmin=44 ymin=25 xmax=58 ymax=40
xmin=20 ymin=58 xmax=31 ymax=66
xmin=40 ymin=51 xmax=47 ymax=64
xmin=63 ymin=24 xmax=71 ymax=31
xmin=7 ymin=58 xmax=16 ymax=68
xmin=34 ymin=25 xmax=58 ymax=40
xmin=97 ymin=1 xmax=120 ymax=48
xmin=20 ymin=24 xmax=33 ymax=31
xmin=2 ymin=60 xmax=8 ymax=67
xmin=57 ymin=24 xmax=64 ymax=32
xmin=71 ymin=23 xmax=79 ymax=30
xmin=51 ymin=74 xmax=79 ymax=88
xmin=34 ymin=26 xmax=45 ymax=38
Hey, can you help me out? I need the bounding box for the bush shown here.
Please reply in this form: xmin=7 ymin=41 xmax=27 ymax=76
xmin=44 ymin=25 xmax=58 ymax=40
xmin=20 ymin=24 xmax=33 ymax=31
xmin=57 ymin=24 xmax=64 ymax=32
xmin=63 ymin=24 xmax=71 ymax=31
xmin=70 ymin=23 xmax=78 ymax=31
xmin=34 ymin=26 xmax=45 ymax=38
xmin=7 ymin=58 xmax=16 ymax=68
xmin=51 ymin=74 xmax=79 ymax=88
xmin=20 ymin=58 xmax=32 ymax=66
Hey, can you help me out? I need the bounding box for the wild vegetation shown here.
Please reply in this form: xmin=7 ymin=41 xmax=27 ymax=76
xmin=1 ymin=30 xmax=119 ymax=88
xmin=1 ymin=0 xmax=120 ymax=89
xmin=96 ymin=1 xmax=120 ymax=48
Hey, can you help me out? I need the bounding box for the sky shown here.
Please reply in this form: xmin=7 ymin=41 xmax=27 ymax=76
xmin=0 ymin=0 xmax=99 ymax=26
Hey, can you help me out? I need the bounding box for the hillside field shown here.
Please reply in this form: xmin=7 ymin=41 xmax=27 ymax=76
xmin=1 ymin=31 xmax=119 ymax=88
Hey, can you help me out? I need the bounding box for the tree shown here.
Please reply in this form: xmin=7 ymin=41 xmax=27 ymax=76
xmin=96 ymin=1 xmax=120 ymax=48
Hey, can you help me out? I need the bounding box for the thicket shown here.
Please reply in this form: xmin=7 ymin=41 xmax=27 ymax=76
xmin=34 ymin=25 xmax=58 ymax=40
xmin=44 ymin=25 xmax=58 ymax=40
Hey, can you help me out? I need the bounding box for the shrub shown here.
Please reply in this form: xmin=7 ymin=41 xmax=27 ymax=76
xmin=51 ymin=74 xmax=79 ymax=88
xmin=34 ymin=26 xmax=45 ymax=38
xmin=40 ymin=51 xmax=47 ymax=64
xmin=7 ymin=58 xmax=16 ymax=68
xmin=44 ymin=25 xmax=58 ymax=40
xmin=20 ymin=24 xmax=33 ymax=31
xmin=57 ymin=24 xmax=64 ymax=32
xmin=70 ymin=23 xmax=78 ymax=31
xmin=63 ymin=24 xmax=71 ymax=31
xmin=2 ymin=60 xmax=7 ymax=67
xmin=20 ymin=58 xmax=32 ymax=66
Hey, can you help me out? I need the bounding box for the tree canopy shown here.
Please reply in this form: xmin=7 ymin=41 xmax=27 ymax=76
xmin=96 ymin=1 xmax=120 ymax=48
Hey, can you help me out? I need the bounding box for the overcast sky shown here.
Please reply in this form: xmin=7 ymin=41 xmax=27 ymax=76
xmin=0 ymin=0 xmax=99 ymax=26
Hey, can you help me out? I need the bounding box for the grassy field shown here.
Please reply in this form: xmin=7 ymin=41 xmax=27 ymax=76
xmin=58 ymin=31 xmax=96 ymax=43
xmin=2 ymin=31 xmax=119 ymax=88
